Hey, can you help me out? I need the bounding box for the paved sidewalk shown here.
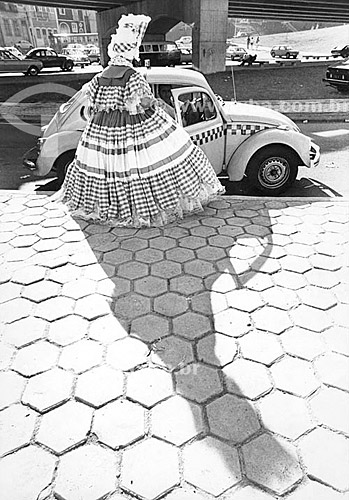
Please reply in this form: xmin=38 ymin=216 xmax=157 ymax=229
xmin=0 ymin=191 xmax=349 ymax=500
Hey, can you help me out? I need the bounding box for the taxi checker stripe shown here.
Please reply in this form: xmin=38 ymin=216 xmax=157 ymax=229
xmin=190 ymin=125 xmax=225 ymax=146
xmin=227 ymin=123 xmax=271 ymax=135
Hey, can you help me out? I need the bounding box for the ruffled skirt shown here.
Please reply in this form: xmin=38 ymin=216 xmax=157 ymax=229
xmin=54 ymin=106 xmax=225 ymax=227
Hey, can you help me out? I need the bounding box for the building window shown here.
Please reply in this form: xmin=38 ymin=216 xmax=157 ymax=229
xmin=12 ymin=19 xmax=21 ymax=36
xmin=3 ymin=18 xmax=12 ymax=36
xmin=58 ymin=8 xmax=66 ymax=15
xmin=72 ymin=22 xmax=78 ymax=33
xmin=42 ymin=28 xmax=47 ymax=36
xmin=37 ymin=6 xmax=43 ymax=11
xmin=36 ymin=27 xmax=42 ymax=38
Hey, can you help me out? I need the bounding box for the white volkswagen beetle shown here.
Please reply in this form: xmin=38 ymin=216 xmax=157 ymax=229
xmin=24 ymin=66 xmax=320 ymax=195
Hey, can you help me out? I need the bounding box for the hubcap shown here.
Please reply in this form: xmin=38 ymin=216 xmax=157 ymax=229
xmin=258 ymin=157 xmax=290 ymax=189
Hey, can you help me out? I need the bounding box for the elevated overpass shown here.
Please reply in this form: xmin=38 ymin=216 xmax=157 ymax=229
xmin=6 ymin=0 xmax=349 ymax=73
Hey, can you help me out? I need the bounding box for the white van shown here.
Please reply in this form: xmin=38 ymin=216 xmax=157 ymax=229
xmin=24 ymin=66 xmax=320 ymax=195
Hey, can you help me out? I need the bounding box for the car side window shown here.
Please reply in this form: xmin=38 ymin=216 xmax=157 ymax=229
xmin=178 ymin=91 xmax=217 ymax=128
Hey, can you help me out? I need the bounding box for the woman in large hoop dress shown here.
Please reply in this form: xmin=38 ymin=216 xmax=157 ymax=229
xmin=55 ymin=14 xmax=224 ymax=227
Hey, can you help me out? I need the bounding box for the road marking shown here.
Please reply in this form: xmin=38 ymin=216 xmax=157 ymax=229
xmin=313 ymin=129 xmax=349 ymax=138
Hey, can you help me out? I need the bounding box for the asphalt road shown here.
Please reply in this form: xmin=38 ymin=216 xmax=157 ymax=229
xmin=0 ymin=121 xmax=348 ymax=197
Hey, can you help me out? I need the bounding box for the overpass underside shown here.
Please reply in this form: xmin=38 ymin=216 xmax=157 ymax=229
xmin=5 ymin=0 xmax=349 ymax=73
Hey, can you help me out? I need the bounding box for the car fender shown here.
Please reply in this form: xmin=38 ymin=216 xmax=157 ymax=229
xmin=36 ymin=130 xmax=81 ymax=176
xmin=226 ymin=128 xmax=312 ymax=181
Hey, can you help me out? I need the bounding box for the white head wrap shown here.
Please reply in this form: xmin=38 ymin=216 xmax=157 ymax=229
xmin=107 ymin=13 xmax=151 ymax=64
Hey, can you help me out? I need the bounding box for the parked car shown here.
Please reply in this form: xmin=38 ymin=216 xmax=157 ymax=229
xmin=139 ymin=41 xmax=181 ymax=67
xmin=14 ymin=40 xmax=33 ymax=54
xmin=0 ymin=47 xmax=43 ymax=76
xmin=23 ymin=66 xmax=320 ymax=194
xmin=5 ymin=46 xmax=24 ymax=59
xmin=25 ymin=48 xmax=74 ymax=71
xmin=60 ymin=48 xmax=90 ymax=68
xmin=227 ymin=45 xmax=248 ymax=61
xmin=331 ymin=45 xmax=349 ymax=58
xmin=86 ymin=48 xmax=100 ymax=64
xmin=323 ymin=60 xmax=349 ymax=93
xmin=270 ymin=45 xmax=299 ymax=59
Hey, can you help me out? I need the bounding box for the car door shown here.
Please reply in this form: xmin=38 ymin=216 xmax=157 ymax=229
xmin=171 ymin=86 xmax=225 ymax=175
xmin=1 ymin=50 xmax=21 ymax=73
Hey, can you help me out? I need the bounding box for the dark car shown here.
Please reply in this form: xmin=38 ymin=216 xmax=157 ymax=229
xmin=0 ymin=47 xmax=43 ymax=76
xmin=86 ymin=48 xmax=100 ymax=64
xmin=323 ymin=60 xmax=349 ymax=93
xmin=25 ymin=48 xmax=74 ymax=71
xmin=331 ymin=45 xmax=349 ymax=58
xmin=139 ymin=41 xmax=181 ymax=67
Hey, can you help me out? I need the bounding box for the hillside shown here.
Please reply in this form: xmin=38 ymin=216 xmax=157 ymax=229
xmin=255 ymin=23 xmax=349 ymax=54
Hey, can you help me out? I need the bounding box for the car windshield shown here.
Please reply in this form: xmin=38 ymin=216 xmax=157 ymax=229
xmin=0 ymin=50 xmax=18 ymax=60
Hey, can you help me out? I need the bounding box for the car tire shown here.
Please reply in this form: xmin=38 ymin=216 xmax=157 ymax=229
xmin=285 ymin=52 xmax=290 ymax=58
xmin=271 ymin=52 xmax=275 ymax=57
xmin=54 ymin=150 xmax=75 ymax=187
xmin=62 ymin=61 xmax=73 ymax=71
xmin=26 ymin=65 xmax=39 ymax=76
xmin=245 ymin=146 xmax=299 ymax=195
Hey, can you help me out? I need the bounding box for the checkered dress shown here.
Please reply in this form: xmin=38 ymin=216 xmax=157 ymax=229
xmin=59 ymin=66 xmax=225 ymax=227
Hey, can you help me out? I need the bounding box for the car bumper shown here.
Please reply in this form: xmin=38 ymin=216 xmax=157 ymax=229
xmin=323 ymin=77 xmax=349 ymax=88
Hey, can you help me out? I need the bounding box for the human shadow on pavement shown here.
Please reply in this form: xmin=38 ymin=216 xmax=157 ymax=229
xmin=72 ymin=196 xmax=312 ymax=497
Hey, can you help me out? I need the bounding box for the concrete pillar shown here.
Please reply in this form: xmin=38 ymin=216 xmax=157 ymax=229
xmin=188 ymin=0 xmax=228 ymax=74
xmin=96 ymin=6 xmax=128 ymax=67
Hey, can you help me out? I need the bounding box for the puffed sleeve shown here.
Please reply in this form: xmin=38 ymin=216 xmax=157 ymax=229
xmin=124 ymin=71 xmax=154 ymax=114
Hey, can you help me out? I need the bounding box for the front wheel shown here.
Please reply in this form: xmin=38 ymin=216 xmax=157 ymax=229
xmin=26 ymin=66 xmax=39 ymax=76
xmin=62 ymin=61 xmax=74 ymax=71
xmin=285 ymin=52 xmax=290 ymax=58
xmin=245 ymin=146 xmax=299 ymax=195
xmin=54 ymin=150 xmax=75 ymax=187
xmin=271 ymin=52 xmax=275 ymax=57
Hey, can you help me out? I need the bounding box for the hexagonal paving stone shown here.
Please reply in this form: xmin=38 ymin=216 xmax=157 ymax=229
xmin=11 ymin=265 xmax=46 ymax=285
xmin=207 ymin=393 xmax=260 ymax=443
xmin=0 ymin=282 xmax=22 ymax=304
xmin=151 ymin=395 xmax=204 ymax=445
xmin=314 ymin=352 xmax=349 ymax=391
xmin=175 ymin=363 xmax=223 ymax=403
xmin=239 ymin=330 xmax=284 ymax=365
xmin=280 ymin=255 xmax=312 ymax=274
xmin=88 ymin=314 xmax=128 ymax=344
xmin=163 ymin=487 xmax=209 ymax=500
xmin=170 ymin=275 xmax=204 ymax=295
xmin=179 ymin=235 xmax=206 ymax=249
xmin=197 ymin=333 xmax=237 ymax=367
xmin=130 ymin=314 xmax=170 ymax=342
xmin=114 ymin=293 xmax=151 ymax=320
xmin=299 ymin=428 xmax=349 ymax=491
xmin=0 ymin=297 xmax=34 ymax=324
xmin=134 ymin=275 xmax=167 ymax=297
xmin=271 ymin=356 xmax=320 ymax=397
xmin=244 ymin=272 xmax=275 ymax=292
xmin=322 ymin=325 xmax=349 ymax=356
xmin=36 ymin=400 xmax=93 ymax=453
xmin=242 ymin=433 xmax=303 ymax=495
xmin=55 ymin=444 xmax=117 ymax=500
xmin=48 ymin=315 xmax=89 ymax=346
xmin=22 ymin=367 xmax=74 ymax=412
xmin=151 ymin=260 xmax=182 ymax=279
xmin=305 ymin=268 xmax=340 ymax=289
xmin=184 ymin=259 xmax=216 ymax=278
xmin=127 ymin=367 xmax=173 ymax=408
xmin=2 ymin=317 xmax=47 ymax=347
xmin=61 ymin=278 xmax=97 ymax=299
xmin=166 ymin=247 xmax=195 ymax=263
xmin=35 ymin=296 xmax=75 ymax=321
xmin=75 ymin=365 xmax=124 ymax=407
xmin=261 ymin=286 xmax=299 ymax=311
xmin=310 ymin=386 xmax=349 ymax=435
xmin=22 ymin=280 xmax=61 ymax=303
xmin=118 ymin=261 xmax=149 ymax=280
xmin=150 ymin=236 xmax=176 ymax=250
xmin=329 ymin=303 xmax=349 ymax=329
xmin=226 ymin=288 xmax=264 ymax=312
xmin=214 ymin=308 xmax=252 ymax=337
xmin=107 ymin=337 xmax=149 ymax=371
xmin=59 ymin=339 xmax=104 ymax=373
xmin=97 ymin=276 xmax=131 ymax=298
xmin=252 ymin=306 xmax=292 ymax=334
xmin=281 ymin=327 xmax=326 ymax=361
xmin=150 ymin=335 xmax=194 ymax=371
xmin=154 ymin=293 xmax=189 ymax=317
xmin=206 ymin=272 xmax=238 ymax=294
xmin=0 ymin=446 xmax=56 ymax=500
xmin=173 ymin=312 xmax=211 ymax=340
xmin=93 ymin=399 xmax=145 ymax=448
xmin=224 ymin=485 xmax=278 ymax=500
xmin=102 ymin=247 xmax=132 ymax=264
xmin=191 ymin=290 xmax=227 ymax=317
xmin=121 ymin=438 xmax=180 ymax=499
xmin=12 ymin=340 xmax=60 ymax=377
xmin=48 ymin=264 xmax=82 ymax=284
xmin=0 ymin=371 xmax=24 ymax=410
xmin=135 ymin=247 xmax=164 ymax=264
xmin=223 ymin=359 xmax=273 ymax=400
xmin=183 ymin=436 xmax=241 ymax=496
xmin=290 ymin=304 xmax=333 ymax=333
xmin=0 ymin=403 xmax=37 ymax=456
xmin=82 ymin=262 xmax=115 ymax=281
xmin=273 ymin=270 xmax=308 ymax=290
xmin=258 ymin=390 xmax=313 ymax=439
xmin=74 ymin=293 xmax=112 ymax=320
